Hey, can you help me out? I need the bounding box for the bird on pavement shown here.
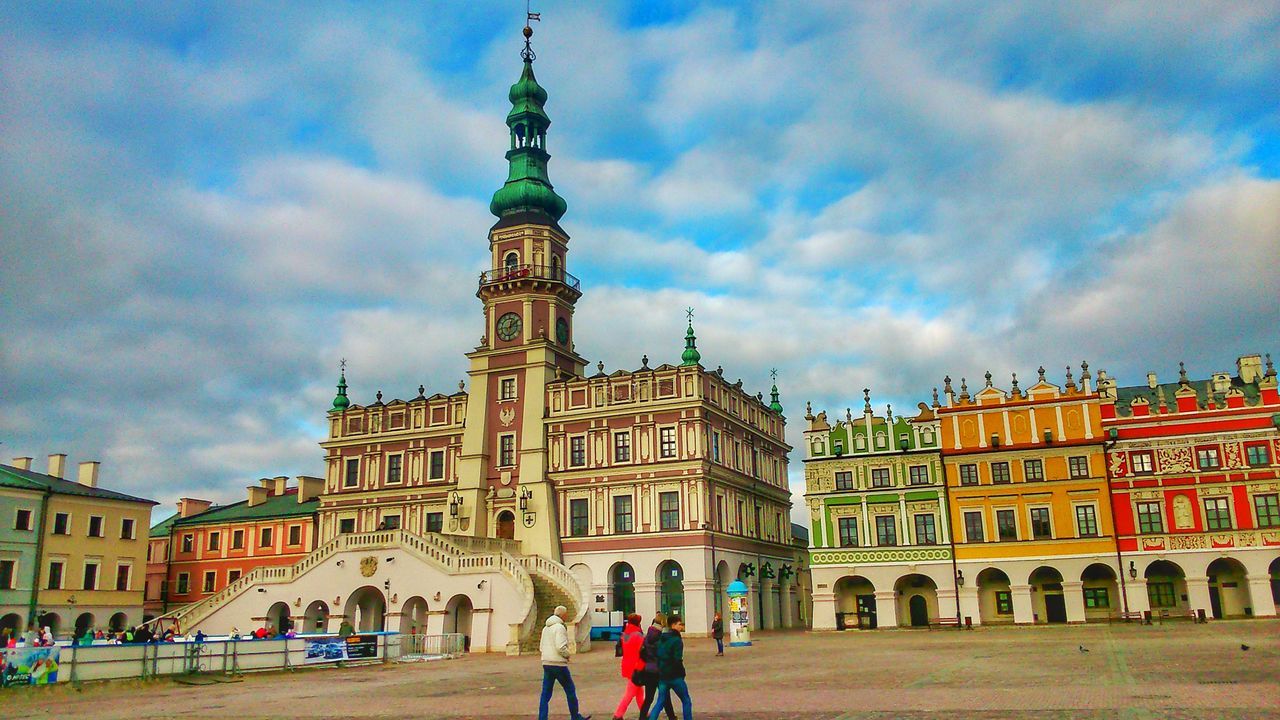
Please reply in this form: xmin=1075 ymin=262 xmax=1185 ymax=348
xmin=1078 ymin=645 xmax=1089 ymax=653
xmin=1241 ymin=644 xmax=1250 ymax=651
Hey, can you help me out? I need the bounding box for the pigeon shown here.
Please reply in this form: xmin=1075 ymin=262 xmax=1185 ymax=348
xmin=1241 ymin=644 xmax=1250 ymax=651
xmin=1079 ymin=645 xmax=1089 ymax=653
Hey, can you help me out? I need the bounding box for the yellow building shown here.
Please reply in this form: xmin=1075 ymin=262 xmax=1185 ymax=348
xmin=938 ymin=366 xmax=1119 ymax=625
xmin=4 ymin=454 xmax=156 ymax=639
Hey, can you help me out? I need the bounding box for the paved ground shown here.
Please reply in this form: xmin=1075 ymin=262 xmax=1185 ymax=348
xmin=7 ymin=621 xmax=1280 ymax=719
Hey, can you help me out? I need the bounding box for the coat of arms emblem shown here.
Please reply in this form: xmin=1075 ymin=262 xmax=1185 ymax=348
xmin=360 ymin=556 xmax=378 ymax=577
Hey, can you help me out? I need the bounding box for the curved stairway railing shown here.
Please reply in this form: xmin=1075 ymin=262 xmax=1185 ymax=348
xmin=520 ymin=554 xmax=592 ymax=650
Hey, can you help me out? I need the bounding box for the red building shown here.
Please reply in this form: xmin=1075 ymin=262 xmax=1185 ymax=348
xmin=1099 ymin=354 xmax=1280 ymax=620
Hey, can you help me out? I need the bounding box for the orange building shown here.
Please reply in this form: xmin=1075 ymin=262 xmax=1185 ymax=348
xmin=158 ymin=477 xmax=320 ymax=624
xmin=939 ymin=365 xmax=1118 ymax=625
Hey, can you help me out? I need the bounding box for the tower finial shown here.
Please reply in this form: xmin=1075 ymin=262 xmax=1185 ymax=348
xmin=522 ymin=1 xmax=541 ymax=62
xmin=863 ymin=388 xmax=871 ymax=413
xmin=331 ymin=360 xmax=350 ymax=412
xmin=769 ymin=369 xmax=783 ymax=413
xmin=681 ymin=308 xmax=701 ymax=366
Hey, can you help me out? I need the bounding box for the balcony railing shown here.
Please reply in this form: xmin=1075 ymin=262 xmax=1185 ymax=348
xmin=480 ymin=263 xmax=580 ymax=292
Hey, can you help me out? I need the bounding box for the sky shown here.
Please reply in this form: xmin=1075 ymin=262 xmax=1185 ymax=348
xmin=2 ymin=1 xmax=1278 ymax=525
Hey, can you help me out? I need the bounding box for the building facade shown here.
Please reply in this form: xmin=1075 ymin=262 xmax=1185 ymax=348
xmin=1099 ymin=354 xmax=1280 ymax=620
xmin=804 ymin=392 xmax=952 ymax=630
xmin=1 ymin=455 xmax=155 ymax=639
xmin=937 ymin=367 xmax=1119 ymax=625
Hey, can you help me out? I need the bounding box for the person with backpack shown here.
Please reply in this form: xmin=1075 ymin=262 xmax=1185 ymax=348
xmin=646 ymin=615 xmax=692 ymax=720
xmin=637 ymin=613 xmax=675 ymax=720
xmin=612 ymin=614 xmax=646 ymax=720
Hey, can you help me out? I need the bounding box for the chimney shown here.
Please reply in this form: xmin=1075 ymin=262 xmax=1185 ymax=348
xmin=272 ymin=475 xmax=289 ymax=497
xmin=247 ymin=485 xmax=268 ymax=507
xmin=11 ymin=457 xmax=32 ymax=471
xmin=176 ymin=498 xmax=213 ymax=518
xmin=77 ymin=461 xmax=100 ymax=488
xmin=296 ymin=475 xmax=324 ymax=503
xmin=1237 ymin=354 xmax=1263 ymax=384
xmin=47 ymin=453 xmax=67 ymax=479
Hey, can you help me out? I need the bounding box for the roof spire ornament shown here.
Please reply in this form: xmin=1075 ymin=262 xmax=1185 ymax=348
xmin=680 ymin=307 xmax=702 ymax=366
xmin=1065 ymin=365 xmax=1077 ymax=391
xmin=1266 ymin=353 xmax=1276 ymax=378
xmin=984 ymin=370 xmax=993 ymax=388
xmin=863 ymin=388 xmax=872 ymax=413
xmin=1010 ymin=372 xmax=1020 ymax=396
xmin=1179 ymin=361 xmax=1190 ymax=387
xmin=1037 ymin=366 xmax=1046 ymax=382
xmin=769 ymin=368 xmax=783 ymax=413
xmin=932 ymin=387 xmax=940 ymax=408
xmin=959 ymin=377 xmax=970 ymax=401
xmin=331 ymin=359 xmax=350 ymax=412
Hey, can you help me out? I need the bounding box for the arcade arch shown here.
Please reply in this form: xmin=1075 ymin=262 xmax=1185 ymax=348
xmin=344 ymin=585 xmax=387 ymax=632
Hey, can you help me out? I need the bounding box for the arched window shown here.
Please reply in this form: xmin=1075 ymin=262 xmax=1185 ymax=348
xmin=504 ymin=252 xmax=519 ymax=272
xmin=551 ymin=255 xmax=561 ymax=280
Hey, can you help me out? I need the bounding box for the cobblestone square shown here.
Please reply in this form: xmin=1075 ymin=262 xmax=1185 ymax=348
xmin=9 ymin=622 xmax=1280 ymax=719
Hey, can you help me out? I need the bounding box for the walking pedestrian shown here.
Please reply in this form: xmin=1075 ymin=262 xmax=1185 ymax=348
xmin=646 ymin=615 xmax=692 ymax=720
xmin=612 ymin=614 xmax=646 ymax=720
xmin=711 ymin=613 xmax=724 ymax=656
xmin=638 ymin=614 xmax=675 ymax=720
xmin=538 ymin=605 xmax=591 ymax=720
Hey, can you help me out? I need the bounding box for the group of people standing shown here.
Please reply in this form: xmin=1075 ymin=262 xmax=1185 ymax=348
xmin=539 ymin=606 xmax=726 ymax=720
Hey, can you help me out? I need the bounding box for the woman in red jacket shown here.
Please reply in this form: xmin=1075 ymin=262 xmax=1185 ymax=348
xmin=612 ymin=614 xmax=646 ymax=720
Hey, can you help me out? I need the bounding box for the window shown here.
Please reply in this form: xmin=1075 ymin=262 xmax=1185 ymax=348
xmin=659 ymin=491 xmax=680 ymax=531
xmin=613 ymin=495 xmax=633 ymax=533
xmin=838 ymin=517 xmax=858 ymax=547
xmin=569 ymin=499 xmax=589 ymax=537
xmin=994 ymin=591 xmax=1013 ymax=615
xmin=344 ymin=458 xmax=360 ymax=488
xmin=659 ymin=426 xmax=677 ymax=459
xmin=15 ymin=508 xmax=33 ymax=531
xmin=908 ymin=465 xmax=929 ymax=486
xmin=959 ymin=464 xmax=979 ymax=486
xmin=1203 ymin=496 xmax=1231 ymax=530
xmin=339 ymin=518 xmax=356 ymax=534
xmin=115 ymin=565 xmax=130 ymax=591
xmin=1196 ymin=447 xmax=1221 ymax=470
xmin=1023 ymin=459 xmax=1044 ymax=482
xmin=870 ymin=468 xmax=892 ymax=488
xmin=1246 ymin=444 xmax=1271 ymax=467
xmin=499 ymin=377 xmax=517 ymax=400
xmin=1136 ymin=501 xmax=1164 ymax=533
xmin=712 ymin=432 xmax=721 ymax=463
xmin=964 ymin=511 xmax=984 ymax=542
xmin=1254 ymin=494 xmax=1280 ymax=528
xmin=1083 ymin=587 xmax=1109 ymax=609
xmin=1030 ymin=507 xmax=1052 ymax=540
xmin=1148 ymin=582 xmax=1176 ymax=608
xmin=988 ymin=509 xmax=1013 ymax=540
xmin=426 ymin=513 xmax=444 ymax=533
xmin=120 ymin=518 xmax=135 ymax=539
xmin=1069 ymin=456 xmax=1090 ymax=479
xmin=0 ymin=560 xmax=14 ymax=589
xmin=53 ymin=512 xmax=70 ymax=535
xmin=382 ymin=515 xmax=400 ymax=530
xmin=87 ymin=515 xmax=104 ymax=537
xmin=181 ymin=534 xmax=194 ymax=553
xmin=83 ymin=562 xmax=99 ymax=590
xmin=47 ymin=561 xmax=65 ymax=589
xmin=991 ymin=462 xmax=1011 ymax=484
xmin=614 ymin=432 xmax=631 ymax=463
xmin=228 ymin=570 xmax=241 ymax=584
xmin=914 ymin=514 xmax=937 ymax=545
xmin=202 ymin=571 xmax=216 ymax=593
xmin=499 ymin=434 xmax=516 ymax=466
xmin=875 ymin=516 xmax=897 ymax=546
xmin=207 ymin=531 xmax=221 ymax=551
xmin=1075 ymin=505 xmax=1099 ymax=537
xmin=1131 ymin=452 xmax=1154 ymax=474
xmin=176 ymin=573 xmax=190 ymax=595
xmin=288 ymin=525 xmax=302 ymax=545
xmin=569 ymin=437 xmax=586 ymax=467
xmin=232 ymin=529 xmax=244 ymax=549
xmin=835 ymin=471 xmax=853 ymax=490
xmin=429 ymin=450 xmax=445 ymax=480
xmin=259 ymin=527 xmax=273 ymax=547
xmin=386 ymin=454 xmax=403 ymax=484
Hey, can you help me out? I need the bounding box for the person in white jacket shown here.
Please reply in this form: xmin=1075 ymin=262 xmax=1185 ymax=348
xmin=538 ymin=605 xmax=591 ymax=720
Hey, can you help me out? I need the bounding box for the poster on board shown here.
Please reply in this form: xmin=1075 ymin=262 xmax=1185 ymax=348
xmin=303 ymin=635 xmax=378 ymax=664
xmin=1 ymin=646 xmax=61 ymax=687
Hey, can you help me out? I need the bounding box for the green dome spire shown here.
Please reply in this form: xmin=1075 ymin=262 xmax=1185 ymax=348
xmin=769 ymin=369 xmax=784 ymax=413
xmin=331 ymin=363 xmax=350 ymax=412
xmin=490 ymin=26 xmax=567 ymax=222
xmin=680 ymin=308 xmax=701 ymax=367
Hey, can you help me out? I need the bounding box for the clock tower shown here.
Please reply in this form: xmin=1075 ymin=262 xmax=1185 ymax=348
xmin=455 ymin=26 xmax=586 ymax=558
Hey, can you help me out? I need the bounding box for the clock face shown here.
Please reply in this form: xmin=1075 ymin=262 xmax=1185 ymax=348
xmin=496 ymin=312 xmax=522 ymax=341
xmin=555 ymin=317 xmax=569 ymax=345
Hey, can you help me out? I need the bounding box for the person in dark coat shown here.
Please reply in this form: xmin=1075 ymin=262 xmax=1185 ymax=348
xmin=711 ymin=613 xmax=724 ymax=656
xmin=645 ymin=615 xmax=692 ymax=720
xmin=636 ymin=613 xmax=675 ymax=720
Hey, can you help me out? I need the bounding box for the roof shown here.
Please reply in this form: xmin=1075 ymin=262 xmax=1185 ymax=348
xmin=0 ymin=463 xmax=157 ymax=505
xmin=1112 ymin=368 xmax=1275 ymax=418
xmin=171 ymin=489 xmax=318 ymax=527
xmin=149 ymin=512 xmax=181 ymax=538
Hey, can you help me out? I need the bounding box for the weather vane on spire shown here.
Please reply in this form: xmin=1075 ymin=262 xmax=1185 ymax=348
xmin=522 ymin=1 xmax=541 ymax=62
xmin=686 ymin=307 xmax=695 ymax=323
xmin=771 ymin=368 xmax=778 ymax=383
xmin=339 ymin=357 xmax=347 ymax=373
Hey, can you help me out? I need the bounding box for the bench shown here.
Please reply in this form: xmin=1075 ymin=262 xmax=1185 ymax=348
xmin=933 ymin=617 xmax=963 ymax=630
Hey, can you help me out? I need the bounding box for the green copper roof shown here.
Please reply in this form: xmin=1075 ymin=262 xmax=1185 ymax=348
xmin=680 ymin=321 xmax=701 ymax=366
xmin=0 ymin=463 xmax=157 ymax=505
xmin=770 ymin=383 xmax=784 ymax=413
xmin=490 ymin=58 xmax=567 ymax=222
xmin=171 ymin=490 xmax=318 ymax=527
xmin=331 ymin=370 xmax=350 ymax=412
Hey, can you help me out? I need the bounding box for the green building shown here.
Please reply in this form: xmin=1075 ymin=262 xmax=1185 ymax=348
xmin=802 ymin=391 xmax=954 ymax=631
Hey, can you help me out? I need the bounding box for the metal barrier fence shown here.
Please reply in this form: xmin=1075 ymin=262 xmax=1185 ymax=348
xmin=0 ymin=632 xmax=466 ymax=688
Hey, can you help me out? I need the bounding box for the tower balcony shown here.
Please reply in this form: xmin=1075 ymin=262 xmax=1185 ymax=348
xmin=479 ymin=263 xmax=580 ymax=293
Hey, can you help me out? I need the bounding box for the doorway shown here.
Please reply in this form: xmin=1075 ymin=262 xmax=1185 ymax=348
xmin=856 ymin=594 xmax=878 ymax=629
xmin=1044 ymin=594 xmax=1067 ymax=623
xmin=909 ymin=595 xmax=929 ymax=627
xmin=1209 ymin=584 xmax=1223 ymax=619
xmin=496 ymin=511 xmax=516 ymax=540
